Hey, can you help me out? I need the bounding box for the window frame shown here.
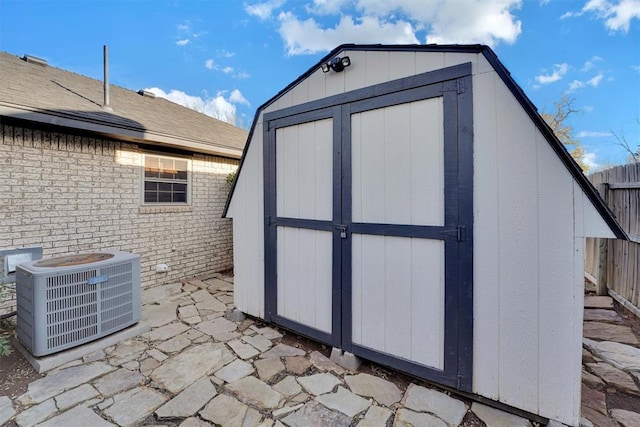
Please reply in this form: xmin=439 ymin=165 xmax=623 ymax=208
xmin=141 ymin=152 xmax=192 ymax=205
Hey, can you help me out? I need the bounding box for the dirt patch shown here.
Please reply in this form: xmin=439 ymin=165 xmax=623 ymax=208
xmin=0 ymin=318 xmax=43 ymax=400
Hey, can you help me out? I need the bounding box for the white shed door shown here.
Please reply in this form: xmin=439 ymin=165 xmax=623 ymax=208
xmin=264 ymin=63 xmax=474 ymax=391
xmin=351 ymin=98 xmax=446 ymax=370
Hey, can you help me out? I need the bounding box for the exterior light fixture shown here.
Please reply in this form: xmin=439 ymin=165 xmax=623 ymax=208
xmin=321 ymin=56 xmax=351 ymax=73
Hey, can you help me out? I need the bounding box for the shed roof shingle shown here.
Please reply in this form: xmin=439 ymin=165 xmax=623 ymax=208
xmin=0 ymin=52 xmax=247 ymax=158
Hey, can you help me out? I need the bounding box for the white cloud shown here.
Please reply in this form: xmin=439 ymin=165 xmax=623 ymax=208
xmin=577 ymin=131 xmax=613 ymax=137
xmin=535 ymin=63 xmax=569 ymax=84
xmin=245 ymin=0 xmax=286 ymax=20
xmin=234 ymin=71 xmax=251 ymax=79
xmin=582 ymin=0 xmax=640 ymax=32
xmin=582 ymin=55 xmax=603 ymax=71
xmin=568 ymin=80 xmax=586 ymax=91
xmin=176 ymin=39 xmax=190 ymax=46
xmin=587 ymin=72 xmax=605 ymax=87
xmin=582 ymin=151 xmax=600 ymax=170
xmin=205 ymin=59 xmax=217 ymax=70
xmin=307 ymin=0 xmax=349 ymax=15
xmin=230 ymin=89 xmax=250 ymax=106
xmin=145 ymin=87 xmax=246 ymax=126
xmin=632 ymin=64 xmax=640 ymax=72
xmin=223 ymin=66 xmax=234 ymax=74
xmin=278 ymin=13 xmax=418 ymax=55
xmin=217 ymin=49 xmax=236 ymax=58
xmin=266 ymin=0 xmax=522 ymax=55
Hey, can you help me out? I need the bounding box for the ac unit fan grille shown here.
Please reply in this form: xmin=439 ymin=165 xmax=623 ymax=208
xmin=45 ymin=270 xmax=99 ymax=350
xmin=42 ymin=261 xmax=134 ymax=351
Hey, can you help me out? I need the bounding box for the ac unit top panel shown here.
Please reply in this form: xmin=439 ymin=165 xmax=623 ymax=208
xmin=17 ymin=250 xmax=140 ymax=275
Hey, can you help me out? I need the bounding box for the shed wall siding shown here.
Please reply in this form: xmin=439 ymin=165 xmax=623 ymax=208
xmin=229 ymin=49 xmax=614 ymax=426
xmin=227 ymin=116 xmax=266 ymax=318
xmin=471 ymin=64 xmax=583 ymax=425
xmin=1 ymin=124 xmax=237 ymax=315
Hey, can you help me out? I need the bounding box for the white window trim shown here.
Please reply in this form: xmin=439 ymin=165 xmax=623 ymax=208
xmin=141 ymin=152 xmax=192 ymax=206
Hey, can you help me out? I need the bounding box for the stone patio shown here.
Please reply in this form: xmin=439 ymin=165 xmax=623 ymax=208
xmin=1 ymin=276 xmax=639 ymax=426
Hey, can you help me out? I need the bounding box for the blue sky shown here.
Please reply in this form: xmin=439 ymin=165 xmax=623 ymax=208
xmin=1 ymin=0 xmax=638 ymax=169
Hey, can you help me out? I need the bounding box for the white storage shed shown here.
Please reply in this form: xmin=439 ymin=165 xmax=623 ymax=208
xmin=224 ymin=44 xmax=626 ymax=426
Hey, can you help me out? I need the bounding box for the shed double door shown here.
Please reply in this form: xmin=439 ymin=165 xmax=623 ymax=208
xmin=264 ymin=64 xmax=473 ymax=391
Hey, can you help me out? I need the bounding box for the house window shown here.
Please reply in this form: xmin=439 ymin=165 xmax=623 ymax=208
xmin=143 ymin=154 xmax=190 ymax=204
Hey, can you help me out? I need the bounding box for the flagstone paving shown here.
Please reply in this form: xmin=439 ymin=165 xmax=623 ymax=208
xmin=3 ymin=274 xmax=640 ymax=426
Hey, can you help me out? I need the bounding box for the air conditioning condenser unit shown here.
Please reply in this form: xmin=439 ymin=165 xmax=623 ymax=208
xmin=16 ymin=250 xmax=141 ymax=357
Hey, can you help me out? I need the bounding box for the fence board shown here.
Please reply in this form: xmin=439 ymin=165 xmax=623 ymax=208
xmin=585 ymin=163 xmax=640 ymax=310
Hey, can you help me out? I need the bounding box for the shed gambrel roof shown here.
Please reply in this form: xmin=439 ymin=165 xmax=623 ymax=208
xmin=0 ymin=51 xmax=247 ymax=158
xmin=224 ymin=44 xmax=626 ymax=240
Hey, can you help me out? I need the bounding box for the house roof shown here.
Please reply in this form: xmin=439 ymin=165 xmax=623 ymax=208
xmin=0 ymin=51 xmax=247 ymax=158
xmin=223 ymin=44 xmax=626 ymax=240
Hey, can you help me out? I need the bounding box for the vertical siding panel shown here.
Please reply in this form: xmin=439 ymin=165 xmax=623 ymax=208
xmin=315 ymin=231 xmax=333 ymax=333
xmin=365 ymin=50 xmax=390 ymax=87
xmin=344 ymin=51 xmax=367 ymax=92
xmin=280 ymin=227 xmax=301 ymax=321
xmin=415 ymin=52 xmax=445 ymax=75
xmin=357 ymin=234 xmax=386 ymax=351
xmin=472 ymin=71 xmax=500 ymax=398
xmin=298 ymin=228 xmax=316 ymax=328
xmin=384 ymin=104 xmax=411 ymax=224
xmin=410 ymin=98 xmax=444 ymax=226
xmin=444 ymin=52 xmax=477 ymax=73
xmin=352 ymin=114 xmax=363 ymax=223
xmin=410 ymin=239 xmax=445 ymax=369
xmin=495 ymin=80 xmax=539 ymax=410
xmin=388 ymin=52 xmax=416 ymax=80
xmin=277 ymin=228 xmax=332 ymax=333
xmin=314 ymin=120 xmax=333 ymax=221
xmin=291 ymin=78 xmax=309 ymax=107
xmin=356 ymin=109 xmax=386 ymax=223
xmin=297 ymin=123 xmax=316 ymax=219
xmin=536 ymin=131 xmax=576 ymax=423
xmin=307 ymin=69 xmax=327 ymax=104
xmin=281 ymin=126 xmax=300 ymax=217
xmin=325 ymin=66 xmax=345 ymax=97
xmin=351 ymin=234 xmax=363 ymax=344
xmin=384 ymin=236 xmax=412 ymax=358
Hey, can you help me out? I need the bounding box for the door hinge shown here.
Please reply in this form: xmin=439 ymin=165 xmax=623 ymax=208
xmin=457 ymin=79 xmax=465 ymax=94
xmin=440 ymin=226 xmax=466 ymax=242
xmin=336 ymin=225 xmax=347 ymax=239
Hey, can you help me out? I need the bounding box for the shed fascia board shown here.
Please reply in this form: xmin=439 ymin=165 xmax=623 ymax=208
xmin=1 ymin=103 xmax=243 ymax=159
xmin=223 ymin=44 xmax=627 ymax=240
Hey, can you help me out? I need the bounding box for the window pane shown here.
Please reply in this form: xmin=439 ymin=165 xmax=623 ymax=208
xmin=176 ymin=170 xmax=188 ymax=180
xmin=158 ymin=192 xmax=172 ymax=203
xmin=159 ymin=182 xmax=173 ymax=192
xmin=144 ymin=156 xmax=160 ymax=178
xmin=174 ymin=183 xmax=187 ymax=192
xmin=144 ymin=191 xmax=158 ymax=203
xmin=173 ymin=192 xmax=186 ymax=203
xmin=175 ymin=159 xmax=187 ymax=171
xmin=145 ymin=181 xmax=158 ymax=191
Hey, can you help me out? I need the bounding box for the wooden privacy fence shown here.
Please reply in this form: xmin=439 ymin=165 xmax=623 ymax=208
xmin=585 ymin=163 xmax=640 ymax=310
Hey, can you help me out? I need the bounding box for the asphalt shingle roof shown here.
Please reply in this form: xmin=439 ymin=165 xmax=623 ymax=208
xmin=0 ymin=52 xmax=247 ymax=158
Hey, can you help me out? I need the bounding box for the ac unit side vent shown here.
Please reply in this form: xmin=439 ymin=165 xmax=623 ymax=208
xmin=16 ymin=250 xmax=141 ymax=357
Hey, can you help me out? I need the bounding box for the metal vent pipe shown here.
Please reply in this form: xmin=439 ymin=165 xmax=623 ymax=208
xmin=103 ymin=45 xmax=110 ymax=109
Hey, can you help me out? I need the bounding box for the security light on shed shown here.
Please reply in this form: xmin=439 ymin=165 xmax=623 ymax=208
xmin=321 ymin=56 xmax=351 ymax=73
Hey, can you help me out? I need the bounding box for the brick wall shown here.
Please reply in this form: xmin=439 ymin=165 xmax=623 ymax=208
xmin=0 ymin=123 xmax=238 ymax=315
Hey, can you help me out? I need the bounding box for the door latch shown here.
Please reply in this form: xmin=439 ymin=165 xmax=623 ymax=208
xmin=336 ymin=225 xmax=347 ymax=239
